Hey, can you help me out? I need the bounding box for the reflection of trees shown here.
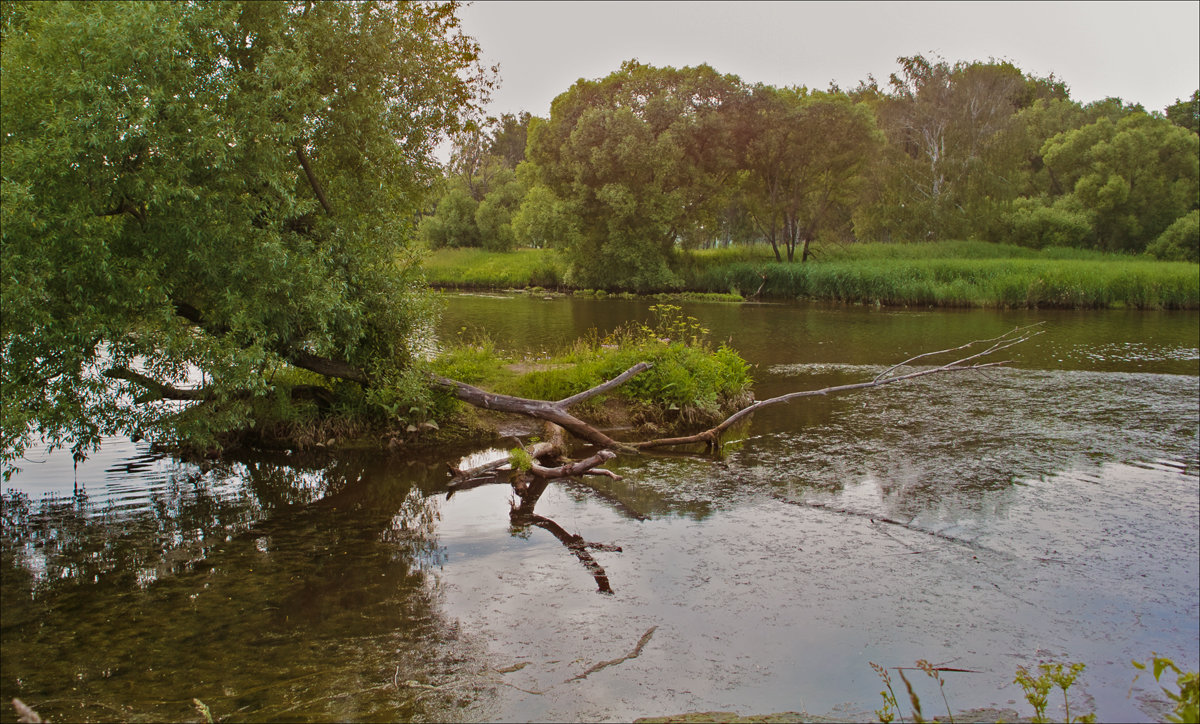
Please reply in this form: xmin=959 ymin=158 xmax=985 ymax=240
xmin=0 ymin=452 xmax=480 ymax=723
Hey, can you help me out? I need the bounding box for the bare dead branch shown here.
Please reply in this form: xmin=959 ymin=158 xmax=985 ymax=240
xmin=635 ymin=324 xmax=1043 ymax=451
xmin=530 ymin=450 xmax=617 ymax=479
xmin=556 ymin=362 xmax=652 ymax=407
xmin=873 ymin=322 xmax=1044 ymax=382
xmin=431 ymin=364 xmax=651 ymax=450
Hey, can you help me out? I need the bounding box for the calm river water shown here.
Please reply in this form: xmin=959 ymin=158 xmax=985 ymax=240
xmin=2 ymin=295 xmax=1198 ymax=723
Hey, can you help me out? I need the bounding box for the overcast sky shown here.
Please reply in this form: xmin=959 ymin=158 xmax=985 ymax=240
xmin=457 ymin=1 xmax=1200 ymax=118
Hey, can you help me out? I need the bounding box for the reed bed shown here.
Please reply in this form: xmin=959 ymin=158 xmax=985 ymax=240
xmin=422 ymin=243 xmax=1199 ymax=310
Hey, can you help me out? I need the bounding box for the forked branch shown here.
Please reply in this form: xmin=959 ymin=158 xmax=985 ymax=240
xmin=634 ymin=323 xmax=1043 ymax=451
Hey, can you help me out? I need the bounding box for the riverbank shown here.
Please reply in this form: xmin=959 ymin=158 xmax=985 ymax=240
xmin=422 ymin=242 xmax=1200 ymax=310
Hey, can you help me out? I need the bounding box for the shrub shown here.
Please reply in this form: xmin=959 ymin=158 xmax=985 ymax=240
xmin=1004 ymin=201 xmax=1093 ymax=250
xmin=1146 ymin=210 xmax=1200 ymax=263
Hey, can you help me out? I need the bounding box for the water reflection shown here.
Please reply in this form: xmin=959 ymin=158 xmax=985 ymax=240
xmin=509 ymin=477 xmax=622 ymax=594
xmin=3 ymin=295 xmax=1197 ymax=722
xmin=1 ymin=453 xmax=491 ymax=723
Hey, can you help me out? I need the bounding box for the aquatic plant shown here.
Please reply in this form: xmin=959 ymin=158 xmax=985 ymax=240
xmin=1133 ymin=653 xmax=1200 ymax=724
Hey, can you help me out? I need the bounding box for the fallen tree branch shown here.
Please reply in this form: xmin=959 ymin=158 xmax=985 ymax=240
xmin=530 ymin=450 xmax=618 ymax=479
xmin=431 ymin=363 xmax=652 ymax=450
xmin=634 ymin=324 xmax=1043 ymax=451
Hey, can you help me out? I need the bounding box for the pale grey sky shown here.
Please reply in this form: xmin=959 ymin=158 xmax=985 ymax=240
xmin=458 ymin=1 xmax=1200 ymax=118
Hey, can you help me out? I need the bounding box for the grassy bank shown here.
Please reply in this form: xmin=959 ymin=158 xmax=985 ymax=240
xmin=421 ymin=247 xmax=567 ymax=289
xmin=421 ymin=242 xmax=1200 ymax=309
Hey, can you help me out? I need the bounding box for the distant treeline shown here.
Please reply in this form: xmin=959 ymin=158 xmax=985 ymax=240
xmin=419 ymin=56 xmax=1200 ymax=291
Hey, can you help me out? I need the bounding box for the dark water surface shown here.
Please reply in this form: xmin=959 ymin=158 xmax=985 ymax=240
xmin=3 ymin=295 xmax=1197 ymax=722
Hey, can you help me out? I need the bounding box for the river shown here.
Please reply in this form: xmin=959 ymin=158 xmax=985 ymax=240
xmin=2 ymin=294 xmax=1197 ymax=722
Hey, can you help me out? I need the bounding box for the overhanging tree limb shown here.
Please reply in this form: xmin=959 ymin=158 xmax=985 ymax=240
xmin=103 ymin=367 xmax=335 ymax=405
xmin=294 ymin=142 xmax=333 ymax=216
xmin=171 ymin=300 xmax=370 ymax=385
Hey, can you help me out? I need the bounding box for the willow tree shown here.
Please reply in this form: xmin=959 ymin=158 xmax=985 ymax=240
xmin=1 ymin=1 xmax=485 ymax=471
xmin=525 ymin=61 xmax=745 ymax=291
xmin=737 ymin=86 xmax=881 ymax=262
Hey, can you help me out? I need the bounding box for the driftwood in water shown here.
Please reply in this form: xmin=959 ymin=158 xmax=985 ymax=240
xmin=443 ymin=324 xmax=1041 ymax=464
xmin=634 ymin=324 xmax=1040 ymax=451
xmin=432 ymin=362 xmax=650 ymax=450
xmin=438 ymin=325 xmax=1041 ymax=594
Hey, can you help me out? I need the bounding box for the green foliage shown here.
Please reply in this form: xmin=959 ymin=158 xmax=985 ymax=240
xmin=1041 ymin=112 xmax=1199 ymax=252
xmin=1132 ymin=654 xmax=1200 ymax=724
xmin=1146 ymin=210 xmax=1200 ymax=262
xmin=508 ymin=446 xmax=534 ymax=472
xmin=692 ymin=255 xmax=1198 ymax=310
xmin=1014 ymin=661 xmax=1095 ymax=724
xmin=737 ymin=86 xmax=882 ymax=262
xmin=1 ymin=1 xmax=483 ymax=470
xmin=511 ymin=182 xmax=582 ymax=250
xmin=527 ymin=61 xmax=745 ymax=291
xmin=429 ymin=332 xmax=509 ymax=387
xmin=1165 ymin=90 xmax=1199 ymax=135
xmin=422 ymin=248 xmax=566 ymax=289
xmin=474 ymin=167 xmax=526 ymax=252
xmin=425 ymin=242 xmax=1198 ymax=309
xmin=431 ymin=305 xmax=752 ymax=431
xmin=419 ymin=181 xmax=481 ymax=248
xmin=863 ymin=54 xmax=1068 ymax=242
xmin=1004 ymin=199 xmax=1093 ymax=249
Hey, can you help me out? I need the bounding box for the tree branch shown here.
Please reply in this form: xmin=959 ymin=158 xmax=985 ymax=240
xmin=104 ymin=367 xmax=207 ymax=400
xmin=431 ymin=364 xmax=652 ymax=451
xmin=105 ymin=367 xmax=334 ymax=406
xmin=171 ymin=300 xmax=369 ymax=385
xmin=633 ymin=324 xmax=1043 ymax=451
xmin=294 ymin=142 xmax=333 ymax=216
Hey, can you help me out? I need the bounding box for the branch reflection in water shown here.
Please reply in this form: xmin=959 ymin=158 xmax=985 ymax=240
xmin=447 ymin=451 xmax=625 ymax=594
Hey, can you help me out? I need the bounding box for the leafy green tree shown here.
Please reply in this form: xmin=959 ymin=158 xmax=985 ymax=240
xmin=527 ymin=60 xmax=745 ymax=291
xmin=1 ymin=0 xmax=484 ymax=471
xmin=423 ymin=110 xmax=535 ymax=250
xmin=1041 ymin=112 xmax=1200 ymax=252
xmin=863 ymin=55 xmax=1066 ymax=242
xmin=1165 ymin=90 xmax=1199 ymax=134
xmin=418 ymin=179 xmax=481 ymax=248
xmin=737 ymin=86 xmax=881 ymax=261
xmin=487 ymin=111 xmax=534 ymax=169
xmin=511 ymin=179 xmax=582 ymax=250
xmin=474 ymin=161 xmax=526 ymax=251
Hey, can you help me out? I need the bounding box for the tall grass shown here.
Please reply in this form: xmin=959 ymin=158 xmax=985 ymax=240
xmin=421 ymin=243 xmax=1199 ymax=310
xmin=422 ymin=247 xmax=565 ymax=289
xmin=691 ymin=257 xmax=1198 ymax=309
